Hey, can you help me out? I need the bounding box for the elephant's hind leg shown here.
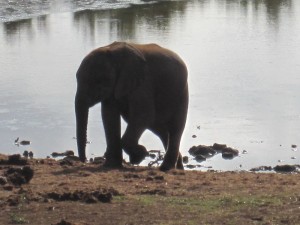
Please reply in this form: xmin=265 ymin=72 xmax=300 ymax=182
xmin=150 ymin=125 xmax=183 ymax=170
xmin=159 ymin=128 xmax=183 ymax=171
xmin=159 ymin=94 xmax=188 ymax=171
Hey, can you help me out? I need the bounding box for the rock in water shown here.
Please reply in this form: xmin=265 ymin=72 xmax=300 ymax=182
xmin=212 ymin=143 xmax=227 ymax=151
xmin=188 ymin=145 xmax=216 ymax=157
xmin=274 ymin=165 xmax=296 ymax=173
xmin=182 ymin=156 xmax=189 ymax=164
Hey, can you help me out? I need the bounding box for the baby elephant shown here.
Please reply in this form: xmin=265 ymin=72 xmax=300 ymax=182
xmin=75 ymin=42 xmax=188 ymax=171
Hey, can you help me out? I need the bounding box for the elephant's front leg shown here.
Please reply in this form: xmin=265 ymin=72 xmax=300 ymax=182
xmin=121 ymin=124 xmax=148 ymax=164
xmin=101 ymin=100 xmax=123 ymax=168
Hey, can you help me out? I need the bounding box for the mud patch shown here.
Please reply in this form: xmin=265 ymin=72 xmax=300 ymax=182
xmin=141 ymin=189 xmax=167 ymax=195
xmin=0 ymin=154 xmax=28 ymax=165
xmin=1 ymin=166 xmax=34 ymax=187
xmin=45 ymin=188 xmax=121 ymax=204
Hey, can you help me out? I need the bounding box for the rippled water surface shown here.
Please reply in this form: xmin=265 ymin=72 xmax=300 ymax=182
xmin=1 ymin=0 xmax=300 ymax=170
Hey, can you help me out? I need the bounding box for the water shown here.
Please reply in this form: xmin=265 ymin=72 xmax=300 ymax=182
xmin=0 ymin=0 xmax=300 ymax=171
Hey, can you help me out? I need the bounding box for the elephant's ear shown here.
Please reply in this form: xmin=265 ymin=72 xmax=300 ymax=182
xmin=109 ymin=42 xmax=146 ymax=99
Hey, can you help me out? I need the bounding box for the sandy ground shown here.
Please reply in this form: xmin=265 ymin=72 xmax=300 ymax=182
xmin=1 ymin=154 xmax=300 ymax=225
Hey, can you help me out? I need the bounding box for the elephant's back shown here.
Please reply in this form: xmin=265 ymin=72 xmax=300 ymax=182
xmin=135 ymin=44 xmax=188 ymax=119
xmin=134 ymin=43 xmax=187 ymax=72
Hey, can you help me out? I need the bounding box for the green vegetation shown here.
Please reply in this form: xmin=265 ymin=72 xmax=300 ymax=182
xmin=9 ymin=214 xmax=28 ymax=224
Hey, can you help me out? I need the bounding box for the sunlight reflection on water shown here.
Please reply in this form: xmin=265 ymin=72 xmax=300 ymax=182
xmin=0 ymin=0 xmax=299 ymax=170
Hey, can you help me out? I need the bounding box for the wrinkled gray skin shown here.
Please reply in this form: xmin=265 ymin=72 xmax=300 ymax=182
xmin=75 ymin=42 xmax=188 ymax=171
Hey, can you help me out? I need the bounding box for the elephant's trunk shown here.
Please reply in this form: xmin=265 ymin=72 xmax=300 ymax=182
xmin=75 ymin=93 xmax=89 ymax=162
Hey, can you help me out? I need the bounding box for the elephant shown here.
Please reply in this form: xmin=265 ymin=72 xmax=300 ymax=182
xmin=75 ymin=42 xmax=188 ymax=171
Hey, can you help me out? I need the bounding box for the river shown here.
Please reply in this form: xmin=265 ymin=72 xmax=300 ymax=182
xmin=0 ymin=0 xmax=299 ymax=170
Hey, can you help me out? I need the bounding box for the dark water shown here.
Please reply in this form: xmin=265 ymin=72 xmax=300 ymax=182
xmin=0 ymin=0 xmax=299 ymax=170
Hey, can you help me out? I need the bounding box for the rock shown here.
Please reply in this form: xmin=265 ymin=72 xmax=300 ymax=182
xmin=85 ymin=195 xmax=98 ymax=204
xmin=65 ymin=150 xmax=74 ymax=156
xmin=93 ymin=157 xmax=105 ymax=164
xmin=274 ymin=165 xmax=296 ymax=173
xmin=20 ymin=140 xmax=31 ymax=145
xmin=195 ymin=154 xmax=206 ymax=162
xmin=23 ymin=150 xmax=29 ymax=158
xmin=96 ymin=192 xmax=113 ymax=203
xmin=6 ymin=171 xmax=26 ymax=186
xmin=0 ymin=176 xmax=8 ymax=185
xmin=51 ymin=150 xmax=75 ymax=158
xmin=291 ymin=144 xmax=297 ymax=148
xmin=212 ymin=143 xmax=227 ymax=151
xmin=5 ymin=166 xmax=34 ymax=185
xmin=28 ymin=151 xmax=34 ymax=159
xmin=188 ymin=145 xmax=216 ymax=157
xmin=8 ymin=154 xmax=28 ymax=165
xmin=221 ymin=147 xmax=239 ymax=159
xmin=250 ymin=166 xmax=273 ymax=172
xmin=192 ymin=135 xmax=197 ymax=138
xmin=51 ymin=152 xmax=61 ymax=157
xmin=63 ymin=156 xmax=81 ymax=162
xmin=59 ymin=159 xmax=73 ymax=166
xmin=182 ymin=156 xmax=189 ymax=164
xmin=186 ymin=164 xmax=196 ymax=169
xmin=21 ymin=166 xmax=34 ymax=182
xmin=222 ymin=152 xmax=234 ymax=159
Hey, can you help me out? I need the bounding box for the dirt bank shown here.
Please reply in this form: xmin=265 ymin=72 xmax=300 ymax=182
xmin=0 ymin=154 xmax=300 ymax=225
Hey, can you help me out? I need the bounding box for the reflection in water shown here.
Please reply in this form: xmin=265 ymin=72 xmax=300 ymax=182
xmin=259 ymin=0 xmax=292 ymax=26
xmin=223 ymin=0 xmax=292 ymax=28
xmin=2 ymin=15 xmax=50 ymax=44
xmin=3 ymin=19 xmax=33 ymax=43
xmin=73 ymin=1 xmax=188 ymax=43
xmin=1 ymin=0 xmax=293 ymax=43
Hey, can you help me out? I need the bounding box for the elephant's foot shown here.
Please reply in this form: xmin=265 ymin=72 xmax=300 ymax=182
xmin=176 ymin=154 xmax=184 ymax=170
xmin=103 ymin=158 xmax=123 ymax=169
xmin=160 ymin=156 xmax=184 ymax=172
xmin=127 ymin=145 xmax=149 ymax=165
xmin=159 ymin=162 xmax=175 ymax=172
xmin=176 ymin=160 xmax=184 ymax=170
xmin=103 ymin=155 xmax=123 ymax=169
xmin=79 ymin=157 xmax=87 ymax=163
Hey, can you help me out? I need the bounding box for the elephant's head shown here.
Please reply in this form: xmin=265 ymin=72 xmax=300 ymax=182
xmin=75 ymin=42 xmax=146 ymax=162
